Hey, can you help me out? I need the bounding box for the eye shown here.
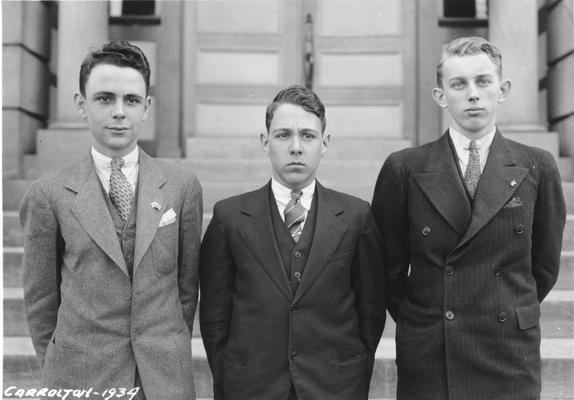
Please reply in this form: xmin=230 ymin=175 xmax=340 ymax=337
xmin=477 ymin=77 xmax=491 ymax=86
xmin=95 ymin=95 xmax=112 ymax=104
xmin=126 ymin=96 xmax=141 ymax=105
xmin=302 ymin=132 xmax=317 ymax=140
xmin=274 ymin=131 xmax=289 ymax=139
xmin=450 ymin=80 xmax=465 ymax=89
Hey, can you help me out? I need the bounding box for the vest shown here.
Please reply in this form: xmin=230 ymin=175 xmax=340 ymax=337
xmin=103 ymin=187 xmax=138 ymax=280
xmin=270 ymin=188 xmax=318 ymax=293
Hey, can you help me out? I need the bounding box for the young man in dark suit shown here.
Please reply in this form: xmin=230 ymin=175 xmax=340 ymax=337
xmin=20 ymin=41 xmax=202 ymax=399
xmin=200 ymin=85 xmax=386 ymax=400
xmin=372 ymin=36 xmax=566 ymax=400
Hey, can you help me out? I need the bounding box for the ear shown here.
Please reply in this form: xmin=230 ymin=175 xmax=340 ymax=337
xmin=142 ymin=96 xmax=152 ymax=121
xmin=321 ymin=133 xmax=331 ymax=156
xmin=498 ymin=79 xmax=512 ymax=103
xmin=74 ymin=93 xmax=88 ymax=119
xmin=432 ymin=87 xmax=448 ymax=108
xmin=260 ymin=132 xmax=270 ymax=154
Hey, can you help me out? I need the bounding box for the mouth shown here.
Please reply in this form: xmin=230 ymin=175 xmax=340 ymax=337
xmin=107 ymin=127 xmax=129 ymax=133
xmin=465 ymin=107 xmax=484 ymax=112
xmin=287 ymin=162 xmax=306 ymax=167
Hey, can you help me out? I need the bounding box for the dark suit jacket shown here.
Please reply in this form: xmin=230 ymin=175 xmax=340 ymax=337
xmin=20 ymin=149 xmax=202 ymax=399
xmin=199 ymin=181 xmax=386 ymax=400
xmin=371 ymin=131 xmax=566 ymax=400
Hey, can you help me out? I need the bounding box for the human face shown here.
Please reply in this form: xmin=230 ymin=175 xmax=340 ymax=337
xmin=261 ymin=103 xmax=330 ymax=190
xmin=74 ymin=64 xmax=151 ymax=158
xmin=432 ymin=53 xmax=511 ymax=139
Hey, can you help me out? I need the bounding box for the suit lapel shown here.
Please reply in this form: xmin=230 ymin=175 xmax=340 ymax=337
xmin=413 ymin=133 xmax=471 ymax=236
xmin=238 ymin=183 xmax=293 ymax=302
xmin=133 ymin=151 xmax=167 ymax=273
xmin=68 ymin=155 xmax=129 ymax=277
xmin=456 ymin=131 xmax=529 ymax=249
xmin=293 ymin=183 xmax=347 ymax=303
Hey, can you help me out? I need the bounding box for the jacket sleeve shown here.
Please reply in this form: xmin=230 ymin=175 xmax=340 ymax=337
xmin=178 ymin=172 xmax=203 ymax=333
xmin=20 ymin=181 xmax=62 ymax=369
xmin=371 ymin=154 xmax=410 ymax=322
xmin=199 ymin=204 xmax=236 ymax=400
xmin=351 ymin=201 xmax=386 ymax=354
xmin=531 ymin=151 xmax=566 ymax=302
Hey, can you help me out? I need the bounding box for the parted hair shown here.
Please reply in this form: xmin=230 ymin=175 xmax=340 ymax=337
xmin=79 ymin=40 xmax=151 ymax=96
xmin=265 ymin=85 xmax=326 ymax=133
xmin=436 ymin=36 xmax=503 ymax=87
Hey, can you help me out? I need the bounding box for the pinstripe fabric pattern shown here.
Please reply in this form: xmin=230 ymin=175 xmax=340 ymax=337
xmin=372 ymin=131 xmax=565 ymax=400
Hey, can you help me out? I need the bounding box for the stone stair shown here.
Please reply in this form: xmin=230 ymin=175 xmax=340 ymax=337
xmin=4 ymin=134 xmax=574 ymax=399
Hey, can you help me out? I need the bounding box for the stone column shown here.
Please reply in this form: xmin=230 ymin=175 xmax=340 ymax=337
xmin=489 ymin=0 xmax=546 ymax=131
xmin=53 ymin=1 xmax=108 ymax=127
xmin=546 ymin=0 xmax=574 ymax=157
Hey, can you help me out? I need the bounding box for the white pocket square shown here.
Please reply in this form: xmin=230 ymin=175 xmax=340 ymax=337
xmin=158 ymin=208 xmax=177 ymax=227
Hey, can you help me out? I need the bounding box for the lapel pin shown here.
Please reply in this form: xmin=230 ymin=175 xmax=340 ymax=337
xmin=151 ymin=201 xmax=162 ymax=211
xmin=510 ymin=180 xmax=517 ymax=187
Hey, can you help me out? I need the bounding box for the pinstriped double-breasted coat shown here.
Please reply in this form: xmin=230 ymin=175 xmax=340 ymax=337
xmin=371 ymin=130 xmax=565 ymax=400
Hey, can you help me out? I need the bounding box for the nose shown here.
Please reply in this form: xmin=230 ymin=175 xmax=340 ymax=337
xmin=468 ymin=83 xmax=479 ymax=102
xmin=112 ymin=100 xmax=126 ymax=118
xmin=290 ymin=134 xmax=303 ymax=154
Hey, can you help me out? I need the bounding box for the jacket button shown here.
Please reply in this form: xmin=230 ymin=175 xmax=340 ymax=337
xmin=123 ymin=292 xmax=132 ymax=301
xmin=291 ymin=306 xmax=299 ymax=314
xmin=445 ymin=266 xmax=454 ymax=275
xmin=445 ymin=310 xmax=455 ymax=320
xmin=514 ymin=224 xmax=525 ymax=235
xmin=494 ymin=266 xmax=501 ymax=276
xmin=290 ymin=351 xmax=299 ymax=360
xmin=498 ymin=312 xmax=508 ymax=323
xmin=294 ymin=251 xmax=302 ymax=258
xmin=294 ymin=271 xmax=301 ymax=281
xmin=422 ymin=226 xmax=432 ymax=236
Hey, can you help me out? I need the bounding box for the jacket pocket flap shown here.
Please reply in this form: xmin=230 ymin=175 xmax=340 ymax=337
xmin=515 ymin=302 xmax=540 ymax=330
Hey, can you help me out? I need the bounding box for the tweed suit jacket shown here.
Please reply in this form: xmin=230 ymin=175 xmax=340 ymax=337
xmin=20 ymin=149 xmax=202 ymax=399
xmin=371 ymin=130 xmax=566 ymax=400
xmin=199 ymin=181 xmax=386 ymax=400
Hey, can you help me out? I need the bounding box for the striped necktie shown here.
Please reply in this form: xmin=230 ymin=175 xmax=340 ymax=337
xmin=284 ymin=190 xmax=306 ymax=242
xmin=464 ymin=140 xmax=481 ymax=199
xmin=109 ymin=157 xmax=133 ymax=223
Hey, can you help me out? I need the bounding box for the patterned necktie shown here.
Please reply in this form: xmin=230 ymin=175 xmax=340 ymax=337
xmin=109 ymin=157 xmax=133 ymax=223
xmin=284 ymin=190 xmax=306 ymax=242
xmin=464 ymin=140 xmax=481 ymax=199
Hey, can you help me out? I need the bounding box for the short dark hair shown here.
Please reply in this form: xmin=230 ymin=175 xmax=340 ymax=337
xmin=265 ymin=85 xmax=326 ymax=133
xmin=79 ymin=40 xmax=151 ymax=96
xmin=436 ymin=36 xmax=503 ymax=87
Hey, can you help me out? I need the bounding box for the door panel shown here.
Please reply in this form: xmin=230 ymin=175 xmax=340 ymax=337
xmin=182 ymin=0 xmax=415 ymax=150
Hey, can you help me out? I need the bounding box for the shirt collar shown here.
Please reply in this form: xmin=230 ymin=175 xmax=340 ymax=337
xmin=271 ymin=178 xmax=316 ymax=207
xmin=449 ymin=127 xmax=496 ymax=151
xmin=91 ymin=146 xmax=139 ymax=172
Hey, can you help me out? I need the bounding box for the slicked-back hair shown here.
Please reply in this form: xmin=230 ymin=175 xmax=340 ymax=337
xmin=79 ymin=40 xmax=151 ymax=96
xmin=265 ymin=85 xmax=326 ymax=134
xmin=436 ymin=36 xmax=503 ymax=87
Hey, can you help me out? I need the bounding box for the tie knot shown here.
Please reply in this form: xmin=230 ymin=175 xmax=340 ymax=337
xmin=290 ymin=190 xmax=302 ymax=200
xmin=468 ymin=140 xmax=478 ymax=151
xmin=111 ymin=157 xmax=125 ymax=171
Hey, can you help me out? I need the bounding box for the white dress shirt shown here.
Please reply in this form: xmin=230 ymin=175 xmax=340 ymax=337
xmin=91 ymin=146 xmax=139 ymax=194
xmin=449 ymin=127 xmax=496 ymax=175
xmin=271 ymin=178 xmax=315 ymax=230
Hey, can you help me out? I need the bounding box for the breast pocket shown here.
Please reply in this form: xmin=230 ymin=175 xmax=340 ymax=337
xmin=152 ymin=223 xmax=179 ymax=276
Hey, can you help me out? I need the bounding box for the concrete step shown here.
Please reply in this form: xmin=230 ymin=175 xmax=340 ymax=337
xmin=559 ymin=157 xmax=573 ymax=182
xmin=186 ymin=137 xmax=412 ymax=160
xmin=505 ymin=131 xmax=559 ymax=159
xmin=4 ymin=336 xmax=573 ymax=399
